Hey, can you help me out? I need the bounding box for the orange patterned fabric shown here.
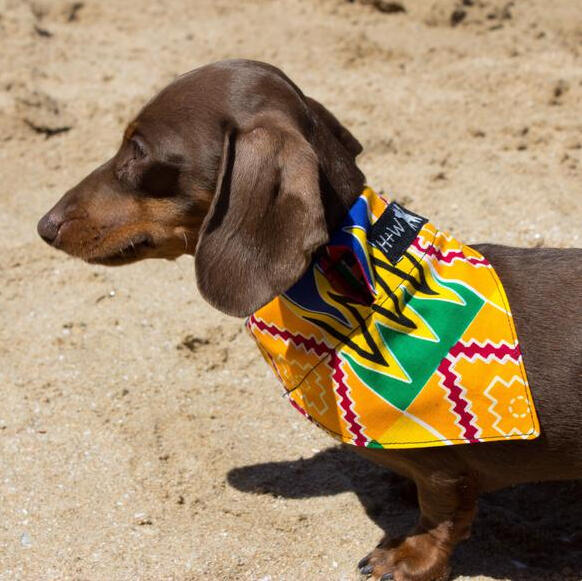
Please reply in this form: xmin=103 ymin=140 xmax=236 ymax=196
xmin=247 ymin=188 xmax=540 ymax=449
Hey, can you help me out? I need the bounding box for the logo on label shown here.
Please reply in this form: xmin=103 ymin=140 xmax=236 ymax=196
xmin=369 ymin=202 xmax=427 ymax=264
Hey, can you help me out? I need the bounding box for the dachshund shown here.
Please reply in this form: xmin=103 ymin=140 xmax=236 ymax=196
xmin=37 ymin=59 xmax=582 ymax=581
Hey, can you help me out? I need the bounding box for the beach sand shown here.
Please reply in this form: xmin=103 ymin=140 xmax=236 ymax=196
xmin=1 ymin=0 xmax=581 ymax=579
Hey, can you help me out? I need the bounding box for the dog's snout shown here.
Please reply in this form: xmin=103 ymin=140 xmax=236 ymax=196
xmin=37 ymin=189 xmax=90 ymax=247
xmin=37 ymin=211 xmax=63 ymax=245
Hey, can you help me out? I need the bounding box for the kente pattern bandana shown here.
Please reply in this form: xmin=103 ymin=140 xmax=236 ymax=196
xmin=247 ymin=188 xmax=540 ymax=449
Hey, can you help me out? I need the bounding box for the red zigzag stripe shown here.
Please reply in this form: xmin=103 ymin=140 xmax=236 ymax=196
xmin=330 ymin=353 xmax=367 ymax=446
xmin=450 ymin=340 xmax=521 ymax=361
xmin=412 ymin=238 xmax=489 ymax=266
xmin=249 ymin=316 xmax=367 ymax=445
xmin=437 ymin=356 xmax=480 ymax=442
xmin=437 ymin=340 xmax=522 ymax=443
xmin=249 ymin=316 xmax=330 ymax=357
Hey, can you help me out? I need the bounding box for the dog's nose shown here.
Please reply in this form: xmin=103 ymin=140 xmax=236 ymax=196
xmin=37 ymin=211 xmax=62 ymax=245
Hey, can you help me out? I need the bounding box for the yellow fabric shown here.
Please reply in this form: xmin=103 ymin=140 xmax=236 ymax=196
xmin=248 ymin=188 xmax=540 ymax=449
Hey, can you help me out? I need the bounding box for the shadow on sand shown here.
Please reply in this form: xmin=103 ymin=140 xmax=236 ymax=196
xmin=227 ymin=446 xmax=582 ymax=580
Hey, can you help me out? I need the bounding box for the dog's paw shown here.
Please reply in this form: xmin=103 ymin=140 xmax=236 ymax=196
xmin=357 ymin=533 xmax=452 ymax=581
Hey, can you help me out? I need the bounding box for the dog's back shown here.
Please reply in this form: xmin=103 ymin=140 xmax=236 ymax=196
xmin=473 ymin=244 xmax=582 ymax=480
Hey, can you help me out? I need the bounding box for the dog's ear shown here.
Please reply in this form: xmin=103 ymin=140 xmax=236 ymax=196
xmin=305 ymin=96 xmax=363 ymax=158
xmin=195 ymin=116 xmax=328 ymax=317
xmin=304 ymin=96 xmax=365 ymax=229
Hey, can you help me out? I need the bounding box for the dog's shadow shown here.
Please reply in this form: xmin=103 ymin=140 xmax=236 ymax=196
xmin=227 ymin=446 xmax=582 ymax=580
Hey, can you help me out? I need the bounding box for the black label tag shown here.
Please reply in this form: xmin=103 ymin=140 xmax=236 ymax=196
xmin=368 ymin=202 xmax=427 ymax=264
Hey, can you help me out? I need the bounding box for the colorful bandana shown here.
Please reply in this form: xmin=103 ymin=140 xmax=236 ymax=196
xmin=247 ymin=188 xmax=540 ymax=449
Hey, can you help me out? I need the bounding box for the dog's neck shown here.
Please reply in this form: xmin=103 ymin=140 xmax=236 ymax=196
xmin=319 ymin=169 xmax=366 ymax=238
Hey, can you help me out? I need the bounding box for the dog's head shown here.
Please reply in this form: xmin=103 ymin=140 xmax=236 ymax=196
xmin=37 ymin=59 xmax=364 ymax=315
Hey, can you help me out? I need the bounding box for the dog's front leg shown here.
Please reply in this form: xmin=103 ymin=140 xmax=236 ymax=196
xmin=359 ymin=471 xmax=479 ymax=581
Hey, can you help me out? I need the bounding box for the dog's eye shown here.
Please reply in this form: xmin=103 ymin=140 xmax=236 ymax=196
xmin=139 ymin=161 xmax=180 ymax=198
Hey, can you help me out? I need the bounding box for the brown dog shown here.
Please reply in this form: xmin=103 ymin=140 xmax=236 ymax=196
xmin=37 ymin=59 xmax=582 ymax=581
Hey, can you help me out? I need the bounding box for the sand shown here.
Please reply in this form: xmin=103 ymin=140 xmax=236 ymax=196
xmin=0 ymin=0 xmax=581 ymax=579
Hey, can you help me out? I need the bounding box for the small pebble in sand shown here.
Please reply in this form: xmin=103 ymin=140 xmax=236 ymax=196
xmin=371 ymin=1 xmax=406 ymax=14
xmin=20 ymin=532 xmax=32 ymax=548
xmin=450 ymin=9 xmax=466 ymax=26
xmin=554 ymin=79 xmax=570 ymax=98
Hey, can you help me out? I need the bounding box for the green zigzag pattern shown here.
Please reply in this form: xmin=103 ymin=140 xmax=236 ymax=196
xmin=343 ymin=274 xmax=484 ymax=412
